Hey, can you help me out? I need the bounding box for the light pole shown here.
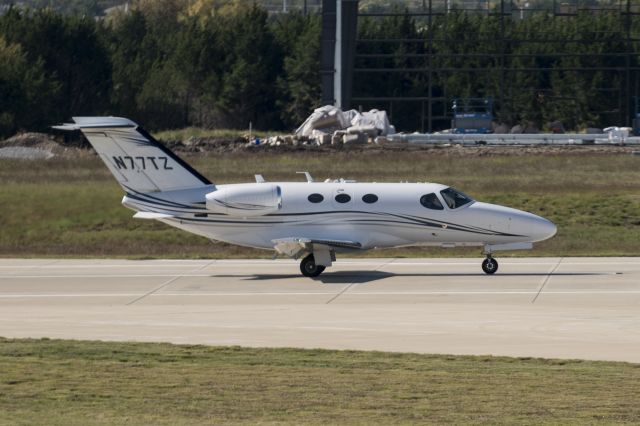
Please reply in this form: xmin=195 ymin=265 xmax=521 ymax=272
xmin=520 ymin=1 xmax=529 ymax=19
xmin=334 ymin=0 xmax=342 ymax=108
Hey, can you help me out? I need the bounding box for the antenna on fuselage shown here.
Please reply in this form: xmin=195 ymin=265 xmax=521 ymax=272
xmin=296 ymin=171 xmax=314 ymax=183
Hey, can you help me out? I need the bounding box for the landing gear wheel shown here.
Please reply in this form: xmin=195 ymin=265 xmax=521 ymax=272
xmin=300 ymin=254 xmax=325 ymax=278
xmin=482 ymin=257 xmax=498 ymax=275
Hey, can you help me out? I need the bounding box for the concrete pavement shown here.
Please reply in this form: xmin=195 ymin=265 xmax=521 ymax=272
xmin=0 ymin=258 xmax=638 ymax=362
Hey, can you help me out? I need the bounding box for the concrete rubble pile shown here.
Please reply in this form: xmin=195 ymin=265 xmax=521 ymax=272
xmin=0 ymin=132 xmax=62 ymax=159
xmin=264 ymin=105 xmax=396 ymax=147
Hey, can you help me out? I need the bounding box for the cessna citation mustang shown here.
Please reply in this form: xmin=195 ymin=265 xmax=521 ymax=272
xmin=54 ymin=117 xmax=557 ymax=278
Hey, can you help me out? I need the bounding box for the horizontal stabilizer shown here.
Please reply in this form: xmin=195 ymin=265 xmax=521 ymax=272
xmin=52 ymin=117 xmax=136 ymax=130
xmin=133 ymin=212 xmax=174 ymax=219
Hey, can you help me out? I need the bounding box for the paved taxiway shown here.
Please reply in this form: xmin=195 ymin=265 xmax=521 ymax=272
xmin=0 ymin=258 xmax=639 ymax=362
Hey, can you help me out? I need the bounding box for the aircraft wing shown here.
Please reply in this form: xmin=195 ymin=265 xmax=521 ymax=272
xmin=272 ymin=237 xmax=362 ymax=258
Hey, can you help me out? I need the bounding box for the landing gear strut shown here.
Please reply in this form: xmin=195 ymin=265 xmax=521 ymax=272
xmin=482 ymin=255 xmax=498 ymax=275
xmin=300 ymin=254 xmax=325 ymax=278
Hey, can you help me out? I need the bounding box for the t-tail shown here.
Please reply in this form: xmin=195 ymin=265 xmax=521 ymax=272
xmin=53 ymin=117 xmax=211 ymax=193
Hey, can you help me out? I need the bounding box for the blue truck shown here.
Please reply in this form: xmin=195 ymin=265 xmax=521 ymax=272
xmin=452 ymin=98 xmax=493 ymax=134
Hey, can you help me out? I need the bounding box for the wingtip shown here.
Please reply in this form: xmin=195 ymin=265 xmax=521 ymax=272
xmin=71 ymin=116 xmax=138 ymax=128
xmin=52 ymin=117 xmax=138 ymax=130
xmin=51 ymin=124 xmax=80 ymax=131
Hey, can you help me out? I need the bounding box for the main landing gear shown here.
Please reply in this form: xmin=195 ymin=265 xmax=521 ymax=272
xmin=482 ymin=255 xmax=499 ymax=275
xmin=300 ymin=254 xmax=325 ymax=278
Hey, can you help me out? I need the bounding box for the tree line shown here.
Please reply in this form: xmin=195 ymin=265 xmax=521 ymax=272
xmin=1 ymin=2 xmax=639 ymax=138
xmin=0 ymin=1 xmax=321 ymax=138
xmin=3 ymin=0 xmax=125 ymax=16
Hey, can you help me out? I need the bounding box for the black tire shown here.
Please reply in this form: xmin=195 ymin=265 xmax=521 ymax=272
xmin=300 ymin=254 xmax=325 ymax=278
xmin=482 ymin=257 xmax=498 ymax=275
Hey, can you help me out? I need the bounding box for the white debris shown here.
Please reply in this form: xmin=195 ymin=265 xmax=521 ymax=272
xmin=310 ymin=129 xmax=331 ymax=145
xmin=295 ymin=105 xmax=395 ymax=145
xmin=346 ymin=124 xmax=378 ymax=137
xmin=351 ymin=109 xmax=392 ymax=136
xmin=342 ymin=133 xmax=368 ymax=145
xmin=603 ymin=126 xmax=632 ymax=144
xmin=331 ymin=130 xmax=345 ymax=145
xmin=296 ymin=105 xmax=350 ymax=137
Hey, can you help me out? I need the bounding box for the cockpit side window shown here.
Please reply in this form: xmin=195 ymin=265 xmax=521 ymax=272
xmin=420 ymin=193 xmax=444 ymax=210
xmin=440 ymin=187 xmax=473 ymax=209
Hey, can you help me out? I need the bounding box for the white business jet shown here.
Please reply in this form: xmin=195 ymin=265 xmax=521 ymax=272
xmin=54 ymin=117 xmax=557 ymax=277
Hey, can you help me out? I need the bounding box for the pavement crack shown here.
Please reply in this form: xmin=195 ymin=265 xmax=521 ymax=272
xmin=325 ymin=282 xmax=354 ymax=304
xmin=126 ymin=260 xmax=215 ymax=306
xmin=31 ymin=260 xmax=59 ymax=272
xmin=531 ymin=257 xmax=563 ymax=304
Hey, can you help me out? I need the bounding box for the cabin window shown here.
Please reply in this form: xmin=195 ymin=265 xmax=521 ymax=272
xmin=420 ymin=193 xmax=444 ymax=210
xmin=362 ymin=194 xmax=378 ymax=204
xmin=308 ymin=193 xmax=324 ymax=203
xmin=335 ymin=193 xmax=351 ymax=203
xmin=440 ymin=187 xmax=473 ymax=209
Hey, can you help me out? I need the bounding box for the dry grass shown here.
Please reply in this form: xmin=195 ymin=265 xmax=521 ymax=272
xmin=1 ymin=152 xmax=639 ymax=258
xmin=153 ymin=127 xmax=285 ymax=141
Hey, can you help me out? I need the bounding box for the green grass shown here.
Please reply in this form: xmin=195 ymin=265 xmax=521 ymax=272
xmin=1 ymin=152 xmax=639 ymax=257
xmin=0 ymin=338 xmax=639 ymax=425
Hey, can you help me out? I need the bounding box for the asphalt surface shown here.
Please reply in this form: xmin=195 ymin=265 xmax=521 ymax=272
xmin=1 ymin=258 xmax=639 ymax=362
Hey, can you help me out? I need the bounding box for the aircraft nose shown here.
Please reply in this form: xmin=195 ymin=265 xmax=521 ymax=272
xmin=465 ymin=202 xmax=557 ymax=242
xmin=526 ymin=216 xmax=557 ymax=242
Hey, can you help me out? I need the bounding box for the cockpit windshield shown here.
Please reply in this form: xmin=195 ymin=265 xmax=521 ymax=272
xmin=440 ymin=187 xmax=474 ymax=209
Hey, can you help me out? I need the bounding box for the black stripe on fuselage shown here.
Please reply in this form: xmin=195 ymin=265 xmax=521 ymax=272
xmin=167 ymin=215 xmax=523 ymax=237
xmin=125 ymin=197 xmax=525 ymax=238
xmin=124 ymin=193 xmax=200 ymax=211
xmin=123 ymin=186 xmax=208 ymax=210
xmin=269 ymin=210 xmax=525 ymax=237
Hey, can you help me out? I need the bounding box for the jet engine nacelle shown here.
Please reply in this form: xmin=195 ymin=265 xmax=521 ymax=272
xmin=205 ymin=184 xmax=282 ymax=217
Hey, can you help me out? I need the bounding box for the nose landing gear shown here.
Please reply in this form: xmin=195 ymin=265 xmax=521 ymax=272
xmin=482 ymin=255 xmax=499 ymax=274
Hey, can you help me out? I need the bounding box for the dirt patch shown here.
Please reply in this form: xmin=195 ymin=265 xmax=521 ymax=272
xmin=0 ymin=147 xmax=55 ymax=160
xmin=2 ymin=131 xmax=638 ymax=159
xmin=162 ymin=136 xmax=248 ymax=154
xmin=0 ymin=132 xmax=93 ymax=159
xmin=161 ymin=136 xmax=640 ymax=157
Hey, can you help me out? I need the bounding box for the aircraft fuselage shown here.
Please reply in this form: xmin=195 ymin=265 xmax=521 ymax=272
xmin=122 ymin=181 xmax=556 ymax=251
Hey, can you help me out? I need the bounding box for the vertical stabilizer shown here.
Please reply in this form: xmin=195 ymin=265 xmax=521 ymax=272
xmin=54 ymin=117 xmax=211 ymax=193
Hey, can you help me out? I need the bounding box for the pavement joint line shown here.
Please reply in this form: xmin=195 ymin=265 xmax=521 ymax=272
xmin=532 ymin=257 xmax=564 ymax=304
xmin=125 ymin=260 xmax=216 ymax=306
xmin=1 ymin=259 xmax=63 ymax=276
xmin=4 ymin=290 xmax=640 ymax=298
xmin=27 ymin=259 xmax=60 ymax=272
xmin=325 ymin=258 xmax=396 ymax=305
xmin=325 ymin=282 xmax=355 ymax=305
